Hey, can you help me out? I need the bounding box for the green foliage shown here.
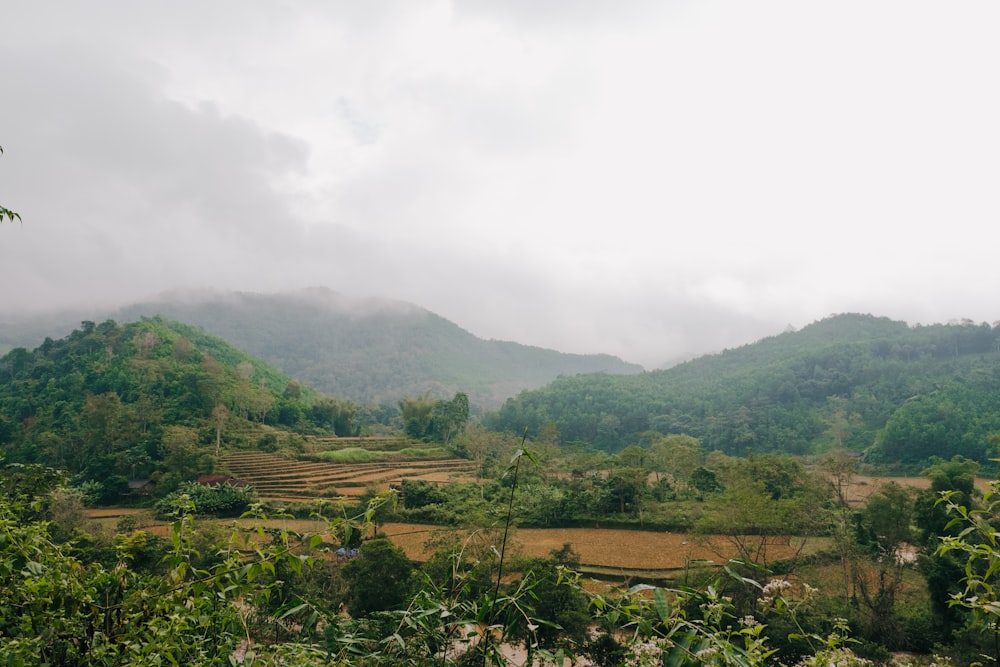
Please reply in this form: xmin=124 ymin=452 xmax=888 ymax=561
xmin=316 ymin=447 xmax=384 ymax=463
xmin=341 ymin=537 xmax=415 ymax=618
xmin=0 ymin=462 xmax=68 ymax=515
xmin=0 ymin=489 xmax=328 ymax=665
xmin=109 ymin=288 xmax=643 ymax=410
xmin=507 ymin=549 xmax=592 ymax=651
xmin=0 ymin=447 xmax=994 ymax=665
xmin=399 ymin=391 xmax=470 ymax=444
xmin=487 ymin=314 xmax=1000 ymax=462
xmin=395 ymin=445 xmax=449 ymax=458
xmin=400 ymin=479 xmax=447 ymax=509
xmin=855 ymin=482 xmax=916 ymax=555
xmin=914 ymin=457 xmax=982 ymax=642
xmin=310 ymin=396 xmax=358 ymax=436
xmin=0 ymin=317 xmax=362 ymax=494
xmin=936 ymin=478 xmax=1000 ymax=666
xmin=690 ymin=466 xmax=723 ymax=496
xmin=154 ymin=481 xmax=255 ymax=518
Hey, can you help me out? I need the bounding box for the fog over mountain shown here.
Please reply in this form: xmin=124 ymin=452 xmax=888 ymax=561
xmin=1 ymin=288 xmax=644 ymax=409
xmin=2 ymin=2 xmax=999 ymax=368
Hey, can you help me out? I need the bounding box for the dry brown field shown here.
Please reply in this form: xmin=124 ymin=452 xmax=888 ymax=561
xmin=378 ymin=523 xmax=830 ymax=574
xmin=90 ymin=468 xmax=984 ymax=577
xmin=84 ymin=509 xmax=828 ymax=577
xmin=833 ymin=474 xmax=993 ymax=506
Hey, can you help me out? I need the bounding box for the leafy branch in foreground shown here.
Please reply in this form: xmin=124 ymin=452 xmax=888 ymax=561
xmin=0 ymin=145 xmax=20 ymax=223
xmin=937 ymin=478 xmax=1000 ymax=666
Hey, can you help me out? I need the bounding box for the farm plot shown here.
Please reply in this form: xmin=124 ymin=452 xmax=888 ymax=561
xmin=85 ymin=508 xmax=832 ymax=585
xmin=218 ymin=451 xmax=478 ymax=503
xmin=378 ymin=523 xmax=832 ymax=581
xmin=830 ymin=474 xmax=994 ymax=507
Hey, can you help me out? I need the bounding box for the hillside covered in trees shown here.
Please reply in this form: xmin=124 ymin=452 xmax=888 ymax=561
xmin=487 ymin=314 xmax=1000 ymax=467
xmin=0 ymin=287 xmax=642 ymax=410
xmin=0 ymin=317 xmax=361 ymax=502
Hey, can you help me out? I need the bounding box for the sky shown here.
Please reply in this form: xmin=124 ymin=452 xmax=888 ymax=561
xmin=2 ymin=1 xmax=999 ymax=369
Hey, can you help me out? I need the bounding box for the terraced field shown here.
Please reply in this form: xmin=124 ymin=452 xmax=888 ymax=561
xmin=218 ymin=451 xmax=478 ymax=503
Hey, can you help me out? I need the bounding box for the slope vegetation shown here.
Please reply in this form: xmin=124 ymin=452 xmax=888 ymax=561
xmin=0 ymin=317 xmax=344 ymax=501
xmin=112 ymin=287 xmax=642 ymax=409
xmin=487 ymin=314 xmax=1000 ymax=466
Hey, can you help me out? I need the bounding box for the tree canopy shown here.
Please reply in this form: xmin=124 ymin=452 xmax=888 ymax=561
xmin=0 ymin=317 xmax=358 ymax=500
xmin=487 ymin=314 xmax=1000 ymax=467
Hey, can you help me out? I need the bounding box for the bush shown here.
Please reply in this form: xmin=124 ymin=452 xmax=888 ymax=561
xmin=115 ymin=514 xmax=138 ymax=533
xmin=155 ymin=481 xmax=255 ymax=518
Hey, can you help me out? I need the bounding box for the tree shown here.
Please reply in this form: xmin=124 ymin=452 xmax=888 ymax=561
xmin=605 ymin=467 xmax=650 ymax=521
xmin=695 ymin=458 xmax=829 ymax=613
xmin=822 ymin=449 xmax=860 ymax=606
xmin=159 ymin=425 xmax=211 ymax=492
xmin=615 ymin=444 xmax=647 ymax=468
xmin=916 ymin=456 xmax=981 ymax=639
xmin=646 ymin=433 xmax=703 ymax=492
xmin=508 ymin=548 xmax=591 ymax=652
xmin=399 ymin=392 xmax=469 ymax=444
xmin=851 ymin=482 xmax=917 ymax=647
xmin=310 ymin=397 xmax=357 ymax=436
xmin=0 ymin=145 xmax=20 ymax=223
xmin=689 ymin=465 xmax=722 ymax=497
xmin=212 ymin=403 xmax=229 ymax=457
xmin=399 ymin=393 xmax=436 ymax=439
xmin=81 ymin=392 xmax=125 ymax=458
xmin=430 ymin=392 xmax=470 ymax=447
xmin=341 ymin=536 xmax=415 ymax=617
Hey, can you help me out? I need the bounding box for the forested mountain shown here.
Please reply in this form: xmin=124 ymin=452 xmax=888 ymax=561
xmin=105 ymin=288 xmax=643 ymax=409
xmin=0 ymin=317 xmax=355 ymax=501
xmin=486 ymin=314 xmax=1000 ymax=467
xmin=0 ymin=289 xmax=643 ymax=410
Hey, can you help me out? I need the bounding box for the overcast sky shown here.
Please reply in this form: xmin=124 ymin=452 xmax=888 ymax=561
xmin=2 ymin=2 xmax=998 ymax=368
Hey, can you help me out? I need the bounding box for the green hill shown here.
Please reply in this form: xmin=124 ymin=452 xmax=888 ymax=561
xmin=0 ymin=317 xmax=354 ymax=502
xmin=486 ymin=313 xmax=1000 ymax=467
xmin=110 ymin=288 xmax=643 ymax=409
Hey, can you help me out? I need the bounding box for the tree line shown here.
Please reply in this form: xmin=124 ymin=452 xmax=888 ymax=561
xmin=486 ymin=314 xmax=1000 ymax=468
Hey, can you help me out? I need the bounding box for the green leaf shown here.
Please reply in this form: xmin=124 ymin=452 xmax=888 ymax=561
xmin=653 ymin=587 xmax=671 ymax=622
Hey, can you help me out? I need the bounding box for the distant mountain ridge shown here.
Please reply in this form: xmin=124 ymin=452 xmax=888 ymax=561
xmin=102 ymin=287 xmax=643 ymax=409
xmin=486 ymin=313 xmax=1000 ymax=467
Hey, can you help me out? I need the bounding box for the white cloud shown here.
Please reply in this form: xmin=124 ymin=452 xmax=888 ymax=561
xmin=2 ymin=1 xmax=1000 ymax=369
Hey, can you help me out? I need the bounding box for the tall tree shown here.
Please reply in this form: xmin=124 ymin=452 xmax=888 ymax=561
xmin=212 ymin=403 xmax=229 ymax=457
xmin=430 ymin=392 xmax=470 ymax=447
xmin=399 ymin=393 xmax=436 ymax=439
xmin=851 ymin=482 xmax=917 ymax=647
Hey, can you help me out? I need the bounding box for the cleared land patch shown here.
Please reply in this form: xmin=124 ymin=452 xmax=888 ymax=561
xmin=379 ymin=523 xmax=830 ymax=577
xmin=85 ymin=508 xmax=831 ymax=583
xmin=832 ymin=474 xmax=993 ymax=507
xmin=218 ymin=450 xmax=478 ymax=502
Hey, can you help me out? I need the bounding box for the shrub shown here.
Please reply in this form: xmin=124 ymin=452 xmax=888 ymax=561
xmin=155 ymin=481 xmax=255 ymax=518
